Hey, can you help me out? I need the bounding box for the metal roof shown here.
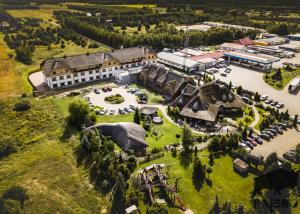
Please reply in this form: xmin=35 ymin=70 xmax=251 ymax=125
xmin=157 ymin=52 xmax=201 ymax=68
xmin=225 ymin=51 xmax=273 ymax=64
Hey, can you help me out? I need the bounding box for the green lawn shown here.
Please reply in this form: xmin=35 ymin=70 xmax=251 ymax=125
xmin=135 ymin=152 xmax=256 ymax=213
xmin=0 ymin=97 xmax=108 ymax=213
xmin=264 ymin=68 xmax=300 ymax=90
xmin=254 ymin=106 xmax=268 ymax=130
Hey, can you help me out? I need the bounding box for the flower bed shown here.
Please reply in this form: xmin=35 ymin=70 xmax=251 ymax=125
xmin=104 ymin=94 xmax=125 ymax=104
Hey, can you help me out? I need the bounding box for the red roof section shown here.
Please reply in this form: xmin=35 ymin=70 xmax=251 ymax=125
xmin=238 ymin=37 xmax=253 ymax=46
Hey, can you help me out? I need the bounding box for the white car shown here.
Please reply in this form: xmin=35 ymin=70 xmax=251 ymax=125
xmin=260 ymin=95 xmax=268 ymax=101
xmin=124 ymin=107 xmax=132 ymax=113
xmin=276 ymin=103 xmax=284 ymax=108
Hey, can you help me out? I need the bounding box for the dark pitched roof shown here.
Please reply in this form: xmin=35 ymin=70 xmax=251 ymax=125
xmin=109 ymin=46 xmax=155 ymax=63
xmin=41 ymin=52 xmax=106 ymax=75
xmin=85 ymin=122 xmax=148 ymax=151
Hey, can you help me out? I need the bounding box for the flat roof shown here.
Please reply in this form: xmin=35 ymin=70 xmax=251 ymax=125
xmin=220 ymin=43 xmax=246 ymax=50
xmin=180 ymin=48 xmax=204 ymax=56
xmin=194 ymin=57 xmax=217 ymax=64
xmin=280 ymin=44 xmax=300 ymax=49
xmin=157 ymin=52 xmax=200 ymax=68
xmin=224 ymin=51 xmax=273 ymax=64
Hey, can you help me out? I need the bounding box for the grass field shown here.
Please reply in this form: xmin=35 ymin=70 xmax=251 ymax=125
xmin=136 ymin=152 xmax=255 ymax=213
xmin=264 ymin=68 xmax=300 ymax=90
xmin=0 ymin=97 xmax=108 ymax=213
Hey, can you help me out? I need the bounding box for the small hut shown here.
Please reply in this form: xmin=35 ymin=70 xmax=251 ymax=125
xmin=233 ymin=158 xmax=249 ymax=174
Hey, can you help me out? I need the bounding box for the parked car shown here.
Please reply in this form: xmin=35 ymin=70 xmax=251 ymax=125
xmin=102 ymin=87 xmax=108 ymax=92
xmin=271 ymin=101 xmax=278 ymax=106
xmin=283 ymin=152 xmax=296 ymax=162
xmin=255 ymin=137 xmax=263 ymax=144
xmin=276 ymin=103 xmax=284 ymax=108
xmin=264 ymin=99 xmax=273 ymax=104
xmin=243 ymin=141 xmax=254 ymax=149
xmin=94 ymin=88 xmax=100 ymax=94
xmin=119 ymin=108 xmax=125 ymax=114
xmin=259 ymin=133 xmax=270 ymax=140
xmin=264 ymin=130 xmax=275 ymax=137
xmin=124 ymin=107 xmax=132 ymax=113
xmin=220 ymin=72 xmax=227 ymax=77
xmin=107 ymin=87 xmax=112 ymax=91
xmin=260 ymin=94 xmax=268 ymax=101
xmin=109 ymin=109 xmax=115 ymax=115
xmin=272 ymin=126 xmax=283 ymax=134
xmin=129 ymin=104 xmax=137 ymax=110
xmin=224 ymin=68 xmax=231 ymax=73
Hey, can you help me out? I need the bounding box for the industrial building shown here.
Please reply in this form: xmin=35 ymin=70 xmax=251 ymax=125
xmin=157 ymin=52 xmax=204 ymax=73
xmin=248 ymin=45 xmax=284 ymax=57
xmin=203 ymin=22 xmax=266 ymax=32
xmin=219 ymin=43 xmax=247 ymax=52
xmin=279 ymin=44 xmax=300 ymax=53
xmin=224 ymin=51 xmax=273 ymax=70
xmin=254 ymin=37 xmax=289 ymax=46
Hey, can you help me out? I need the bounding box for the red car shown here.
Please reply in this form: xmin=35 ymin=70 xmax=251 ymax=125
xmin=107 ymin=87 xmax=112 ymax=91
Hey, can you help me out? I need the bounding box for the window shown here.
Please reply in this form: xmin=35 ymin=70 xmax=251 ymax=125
xmin=90 ymin=77 xmax=94 ymax=81
xmin=82 ymin=79 xmax=85 ymax=82
xmin=67 ymin=75 xmax=71 ymax=79
xmin=108 ymin=62 xmax=111 ymax=65
xmin=96 ymin=75 xmax=100 ymax=79
xmin=89 ymin=71 xmax=93 ymax=74
xmin=109 ymin=73 xmax=113 ymax=77
xmin=103 ymin=75 xmax=107 ymax=79
xmin=59 ymin=76 xmax=64 ymax=80
xmin=74 ymin=74 xmax=78 ymax=77
xmin=108 ymin=68 xmax=112 ymax=71
xmin=102 ymin=69 xmax=106 ymax=72
xmin=61 ymin=83 xmax=65 ymax=87
xmin=114 ymin=67 xmax=118 ymax=70
xmin=52 ymin=77 xmax=57 ymax=81
xmin=120 ymin=65 xmax=124 ymax=69
xmin=53 ymin=84 xmax=57 ymax=88
xmin=75 ymin=80 xmax=79 ymax=84
xmin=53 ymin=71 xmax=56 ymax=75
xmin=68 ymin=81 xmax=72 ymax=85
xmin=95 ymin=70 xmax=99 ymax=73
xmin=81 ymin=72 xmax=85 ymax=76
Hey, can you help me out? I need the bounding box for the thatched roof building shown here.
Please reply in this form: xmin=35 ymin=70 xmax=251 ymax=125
xmin=85 ymin=122 xmax=148 ymax=152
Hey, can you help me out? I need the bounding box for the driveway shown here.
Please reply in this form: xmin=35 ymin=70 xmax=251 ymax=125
xmin=85 ymin=87 xmax=138 ymax=111
xmin=215 ymin=65 xmax=300 ymax=116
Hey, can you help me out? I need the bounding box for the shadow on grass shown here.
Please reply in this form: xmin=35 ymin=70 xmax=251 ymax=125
xmin=193 ymin=176 xmax=204 ymax=191
xmin=179 ymin=151 xmax=193 ymax=168
xmin=60 ymin=117 xmax=80 ymax=141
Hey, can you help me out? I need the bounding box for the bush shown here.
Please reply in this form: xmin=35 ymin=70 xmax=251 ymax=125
xmin=104 ymin=94 xmax=124 ymax=104
xmin=151 ymin=147 xmax=162 ymax=154
xmin=13 ymin=101 xmax=31 ymax=112
xmin=0 ymin=136 xmax=19 ymax=159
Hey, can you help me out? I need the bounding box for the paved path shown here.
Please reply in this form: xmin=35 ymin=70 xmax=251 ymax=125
xmin=249 ymin=106 xmax=260 ymax=130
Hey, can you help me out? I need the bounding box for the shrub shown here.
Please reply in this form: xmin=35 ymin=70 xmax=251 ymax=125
xmin=13 ymin=101 xmax=31 ymax=112
xmin=104 ymin=94 xmax=124 ymax=104
xmin=0 ymin=136 xmax=19 ymax=159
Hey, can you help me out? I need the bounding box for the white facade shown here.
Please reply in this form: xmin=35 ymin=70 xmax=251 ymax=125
xmin=157 ymin=52 xmax=204 ymax=73
xmin=45 ymin=60 xmax=156 ymax=89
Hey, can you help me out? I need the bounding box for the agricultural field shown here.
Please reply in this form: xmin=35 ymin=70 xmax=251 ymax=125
xmin=0 ymin=97 xmax=108 ymax=213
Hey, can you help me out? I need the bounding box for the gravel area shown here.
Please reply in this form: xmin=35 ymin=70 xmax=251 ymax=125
xmin=251 ymin=127 xmax=300 ymax=158
xmin=85 ymin=87 xmax=139 ymax=112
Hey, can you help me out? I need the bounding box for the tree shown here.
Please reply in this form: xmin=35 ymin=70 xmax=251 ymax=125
xmin=228 ymin=81 xmax=232 ymax=90
xmin=68 ymin=100 xmax=90 ymax=128
xmin=0 ymin=199 xmax=22 ymax=214
xmin=15 ymin=46 xmax=32 ymax=65
xmin=0 ymin=136 xmax=18 ymax=159
xmin=133 ymin=108 xmax=140 ymax=124
xmin=111 ymin=173 xmax=126 ymax=214
xmin=146 ymin=203 xmax=168 ymax=214
xmin=175 ymin=134 xmax=181 ymax=144
xmin=236 ymin=86 xmax=243 ymax=95
xmin=206 ymin=167 xmax=212 ymax=179
xmin=293 ymin=114 xmax=298 ymax=127
xmin=264 ymin=152 xmax=278 ymax=171
xmin=295 ymin=144 xmax=300 ymax=161
xmin=209 ymin=153 xmax=214 ymax=166
xmin=1 ymin=186 xmax=28 ymax=208
xmin=210 ymin=195 xmax=221 ymax=214
xmin=182 ymin=123 xmax=193 ymax=152
xmin=254 ymin=92 xmax=260 ymax=102
xmin=192 ymin=157 xmax=206 ymax=190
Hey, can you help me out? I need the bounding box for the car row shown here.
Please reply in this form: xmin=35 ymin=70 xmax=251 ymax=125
xmin=118 ymin=105 xmax=137 ymax=114
xmin=260 ymin=94 xmax=284 ymax=109
xmin=283 ymin=148 xmax=299 ymax=163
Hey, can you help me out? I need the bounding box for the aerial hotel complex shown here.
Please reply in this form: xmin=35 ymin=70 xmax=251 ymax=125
xmin=41 ymin=46 xmax=157 ymax=89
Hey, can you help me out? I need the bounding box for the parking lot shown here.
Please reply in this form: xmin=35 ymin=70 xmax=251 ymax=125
xmin=251 ymin=128 xmax=300 ymax=158
xmin=85 ymin=86 xmax=139 ymax=114
xmin=214 ymin=64 xmax=300 ymax=116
